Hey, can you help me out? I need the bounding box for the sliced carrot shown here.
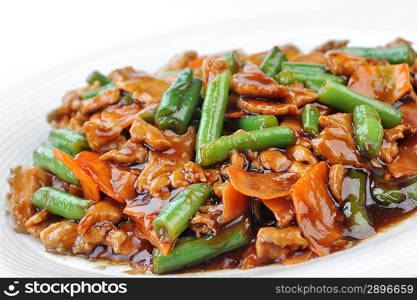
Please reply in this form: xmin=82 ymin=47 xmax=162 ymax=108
xmin=75 ymin=151 xmax=124 ymax=203
xmin=348 ymin=64 xmax=412 ymax=104
xmin=220 ymin=182 xmax=250 ymax=224
xmin=291 ymin=161 xmax=343 ymax=256
xmin=227 ymin=166 xmax=299 ymax=200
xmin=261 ymin=197 xmax=294 ymax=227
xmin=53 ymin=148 xmax=100 ymax=201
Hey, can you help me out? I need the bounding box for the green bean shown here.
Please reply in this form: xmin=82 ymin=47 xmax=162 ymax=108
xmin=48 ymin=129 xmax=90 ymax=155
xmin=198 ymin=126 xmax=295 ymax=166
xmin=281 ymin=62 xmax=327 ymax=73
xmin=276 ymin=69 xmax=344 ymax=91
xmin=342 ymin=169 xmax=375 ymax=239
xmin=153 ymin=184 xmax=212 ymax=242
xmin=353 ymin=105 xmax=384 ymax=159
xmin=318 ymin=80 xmax=402 ymax=129
xmin=372 ymin=174 xmax=417 ymax=204
xmin=260 ymin=46 xmax=287 ymax=78
xmin=234 ymin=115 xmax=278 ymax=131
xmin=220 ymin=50 xmax=242 ymax=74
xmin=33 ymin=144 xmax=79 ymax=185
xmin=303 ymin=80 xmax=323 ymax=92
xmin=82 ymin=82 xmax=115 ymax=99
xmin=138 ymin=108 xmax=157 ymax=124
xmin=152 ymin=217 xmax=252 ymax=274
xmin=342 ymin=45 xmax=416 ymax=65
xmin=32 ymin=187 xmax=93 ymax=220
xmin=301 ymin=104 xmax=320 ymax=136
xmin=195 ymin=71 xmax=231 ymax=163
xmin=155 ymin=68 xmax=202 ymax=134
xmin=86 ymin=71 xmax=112 ymax=86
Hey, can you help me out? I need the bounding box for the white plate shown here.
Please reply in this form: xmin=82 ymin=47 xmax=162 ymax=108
xmin=1 ymin=13 xmax=417 ymax=277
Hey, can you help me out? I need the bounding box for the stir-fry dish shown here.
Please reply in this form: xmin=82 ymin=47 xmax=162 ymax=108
xmin=7 ymin=38 xmax=417 ymax=274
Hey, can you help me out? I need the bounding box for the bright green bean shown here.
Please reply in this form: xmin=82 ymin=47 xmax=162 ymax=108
xmin=32 ymin=187 xmax=93 ymax=220
xmin=152 ymin=217 xmax=252 ymax=274
xmin=301 ymin=104 xmax=320 ymax=137
xmin=342 ymin=169 xmax=375 ymax=239
xmin=260 ymin=46 xmax=287 ymax=78
xmin=342 ymin=45 xmax=416 ymax=65
xmin=318 ymin=80 xmax=402 ymax=129
xmin=155 ymin=68 xmax=202 ymax=134
xmin=276 ymin=69 xmax=344 ymax=91
xmin=198 ymin=126 xmax=296 ymax=166
xmin=195 ymin=71 xmax=231 ymax=164
xmin=48 ymin=129 xmax=90 ymax=155
xmin=281 ymin=62 xmax=327 ymax=73
xmin=33 ymin=144 xmax=79 ymax=185
xmin=220 ymin=50 xmax=242 ymax=74
xmin=234 ymin=115 xmax=278 ymax=131
xmin=86 ymin=71 xmax=112 ymax=86
xmin=353 ymin=104 xmax=384 ymax=159
xmin=153 ymin=184 xmax=212 ymax=242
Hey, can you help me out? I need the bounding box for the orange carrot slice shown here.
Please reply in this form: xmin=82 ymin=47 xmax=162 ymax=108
xmin=227 ymin=166 xmax=299 ymax=200
xmin=261 ymin=197 xmax=294 ymax=227
xmin=220 ymin=182 xmax=250 ymax=224
xmin=75 ymin=151 xmax=124 ymax=203
xmin=348 ymin=64 xmax=411 ymax=104
xmin=53 ymin=148 xmax=100 ymax=201
xmin=291 ymin=161 xmax=343 ymax=256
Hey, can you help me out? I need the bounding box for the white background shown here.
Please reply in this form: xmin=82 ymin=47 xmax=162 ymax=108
xmin=1 ymin=0 xmax=417 ymax=89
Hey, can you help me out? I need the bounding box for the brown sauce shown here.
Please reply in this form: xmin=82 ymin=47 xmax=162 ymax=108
xmin=185 ymin=202 xmax=417 ymax=273
xmin=184 ymin=244 xmax=250 ymax=273
xmin=87 ymin=237 xmax=154 ymax=273
xmin=78 ymin=198 xmax=417 ymax=275
xmin=33 ymin=131 xmax=417 ymax=275
xmin=368 ymin=201 xmax=417 ymax=231
xmin=16 ymin=150 xmax=416 ymax=275
xmin=18 ymin=69 xmax=417 ymax=275
xmin=72 ymin=156 xmax=417 ymax=274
